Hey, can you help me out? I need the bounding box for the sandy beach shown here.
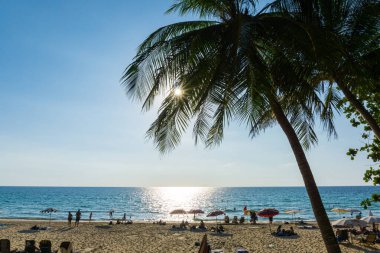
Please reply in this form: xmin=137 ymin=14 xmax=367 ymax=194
xmin=0 ymin=220 xmax=379 ymax=252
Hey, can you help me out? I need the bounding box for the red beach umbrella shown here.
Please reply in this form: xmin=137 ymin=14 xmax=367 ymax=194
xmin=257 ymin=208 xmax=279 ymax=218
xmin=257 ymin=208 xmax=279 ymax=232
xmin=207 ymin=210 xmax=226 ymax=226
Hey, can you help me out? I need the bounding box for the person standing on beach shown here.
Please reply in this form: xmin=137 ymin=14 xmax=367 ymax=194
xmin=75 ymin=209 xmax=81 ymax=227
xmin=68 ymin=211 xmax=73 ymax=227
xmin=89 ymin=212 xmax=93 ymax=223
xmin=122 ymin=213 xmax=126 ymax=224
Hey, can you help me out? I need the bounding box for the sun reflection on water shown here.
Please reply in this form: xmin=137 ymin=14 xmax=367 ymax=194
xmin=145 ymin=187 xmax=214 ymax=221
xmin=159 ymin=187 xmax=203 ymax=203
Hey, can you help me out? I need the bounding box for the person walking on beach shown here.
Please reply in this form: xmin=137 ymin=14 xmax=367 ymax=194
xmin=67 ymin=211 xmax=73 ymax=227
xmin=89 ymin=212 xmax=93 ymax=223
xmin=75 ymin=209 xmax=81 ymax=227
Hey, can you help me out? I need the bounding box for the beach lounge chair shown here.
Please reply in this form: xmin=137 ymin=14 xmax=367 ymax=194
xmin=25 ymin=240 xmax=37 ymax=253
xmin=360 ymin=233 xmax=377 ymax=244
xmin=39 ymin=240 xmax=52 ymax=253
xmin=337 ymin=230 xmax=349 ymax=243
xmin=59 ymin=242 xmax=73 ymax=253
xmin=0 ymin=239 xmax=10 ymax=253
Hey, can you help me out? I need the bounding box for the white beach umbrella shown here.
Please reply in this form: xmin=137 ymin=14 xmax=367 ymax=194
xmin=361 ymin=216 xmax=380 ymax=224
xmin=332 ymin=218 xmax=367 ymax=227
xmin=284 ymin=209 xmax=301 ymax=222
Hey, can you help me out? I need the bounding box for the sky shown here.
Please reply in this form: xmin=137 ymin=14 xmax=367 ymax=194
xmin=0 ymin=0 xmax=374 ymax=187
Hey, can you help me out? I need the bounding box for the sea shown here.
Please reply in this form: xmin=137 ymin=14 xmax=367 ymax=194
xmin=0 ymin=186 xmax=378 ymax=222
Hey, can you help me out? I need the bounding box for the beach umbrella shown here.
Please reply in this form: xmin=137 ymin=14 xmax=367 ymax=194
xmin=188 ymin=209 xmax=204 ymax=219
xmin=40 ymin=208 xmax=58 ymax=225
xmin=207 ymin=210 xmax=226 ymax=226
xmin=257 ymin=208 xmax=279 ymax=232
xmin=257 ymin=208 xmax=279 ymax=218
xmin=170 ymin=209 xmax=187 ymax=220
xmin=332 ymin=218 xmax=367 ymax=228
xmin=284 ymin=209 xmax=301 ymax=222
xmin=361 ymin=216 xmax=380 ymax=224
xmin=170 ymin=209 xmax=187 ymax=215
xmin=331 ymin=208 xmax=349 ymax=218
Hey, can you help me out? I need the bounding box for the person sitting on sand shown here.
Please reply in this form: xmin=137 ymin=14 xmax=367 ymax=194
xmin=199 ymin=220 xmax=206 ymax=230
xmin=298 ymin=219 xmax=306 ymax=225
xmin=180 ymin=220 xmax=186 ymax=229
xmin=217 ymin=224 xmax=224 ymax=233
xmin=116 ymin=219 xmax=121 ymax=224
xmin=232 ymin=216 xmax=238 ymax=224
xmin=276 ymin=225 xmax=282 ymax=234
xmin=285 ymin=226 xmax=296 ymax=236
xmin=126 ymin=216 xmax=133 ymax=224
xmin=30 ymin=225 xmax=39 ymax=230
xmin=224 ymin=215 xmax=230 ymax=224
xmin=158 ymin=219 xmax=166 ymax=225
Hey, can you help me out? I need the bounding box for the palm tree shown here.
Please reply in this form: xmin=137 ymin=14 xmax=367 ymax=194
xmin=268 ymin=0 xmax=380 ymax=139
xmin=122 ymin=1 xmax=340 ymax=251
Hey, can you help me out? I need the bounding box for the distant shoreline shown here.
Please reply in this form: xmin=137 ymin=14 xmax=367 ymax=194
xmin=0 ymin=185 xmax=374 ymax=187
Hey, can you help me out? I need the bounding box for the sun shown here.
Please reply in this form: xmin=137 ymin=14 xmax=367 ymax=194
xmin=174 ymin=87 xmax=183 ymax=97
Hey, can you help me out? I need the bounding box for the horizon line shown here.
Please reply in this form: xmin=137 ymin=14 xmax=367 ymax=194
xmin=0 ymin=185 xmax=376 ymax=188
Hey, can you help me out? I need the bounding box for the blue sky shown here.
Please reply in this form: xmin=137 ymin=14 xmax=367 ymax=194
xmin=0 ymin=0 xmax=373 ymax=187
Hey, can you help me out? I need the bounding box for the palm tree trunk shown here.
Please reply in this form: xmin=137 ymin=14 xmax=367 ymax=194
xmin=337 ymin=81 xmax=380 ymax=140
xmin=269 ymin=96 xmax=341 ymax=253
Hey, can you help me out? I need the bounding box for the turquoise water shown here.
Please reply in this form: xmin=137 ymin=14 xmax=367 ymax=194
xmin=0 ymin=186 xmax=378 ymax=221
